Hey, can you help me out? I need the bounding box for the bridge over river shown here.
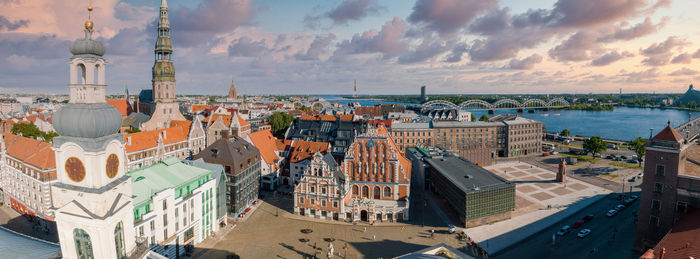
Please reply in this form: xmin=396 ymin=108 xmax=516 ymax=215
xmin=420 ymin=97 xmax=570 ymax=111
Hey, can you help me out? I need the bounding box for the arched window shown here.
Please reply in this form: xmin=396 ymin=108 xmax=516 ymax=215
xmin=77 ymin=63 xmax=87 ymax=85
xmin=114 ymin=222 xmax=126 ymax=259
xmin=74 ymin=228 xmax=94 ymax=259
xmin=373 ymin=186 xmax=380 ymax=199
xmin=352 ymin=185 xmax=358 ymax=195
xmin=384 ymin=187 xmax=391 ymax=198
xmin=361 ymin=186 xmax=369 ymax=198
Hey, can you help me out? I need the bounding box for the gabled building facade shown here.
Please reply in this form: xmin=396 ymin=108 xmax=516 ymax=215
xmin=293 ymin=152 xmax=350 ymax=221
xmin=124 ymin=119 xmax=206 ymax=171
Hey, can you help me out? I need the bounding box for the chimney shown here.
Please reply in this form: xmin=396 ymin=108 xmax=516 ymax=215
xmin=221 ymin=130 xmax=230 ymax=140
xmin=162 ymin=130 xmax=167 ymax=140
xmin=127 ymin=136 xmax=132 ymax=146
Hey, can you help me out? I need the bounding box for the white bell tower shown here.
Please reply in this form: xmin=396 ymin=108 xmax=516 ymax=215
xmin=51 ymin=5 xmax=140 ymax=259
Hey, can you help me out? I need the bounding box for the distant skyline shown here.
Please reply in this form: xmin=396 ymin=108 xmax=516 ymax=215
xmin=1 ymin=0 xmax=699 ymax=95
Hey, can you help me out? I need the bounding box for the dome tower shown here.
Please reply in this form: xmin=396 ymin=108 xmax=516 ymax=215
xmin=51 ymin=4 xmax=137 ymax=259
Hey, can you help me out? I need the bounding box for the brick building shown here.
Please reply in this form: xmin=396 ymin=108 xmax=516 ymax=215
xmin=634 ymin=124 xmax=700 ymax=251
xmin=342 ymin=126 xmax=411 ymax=222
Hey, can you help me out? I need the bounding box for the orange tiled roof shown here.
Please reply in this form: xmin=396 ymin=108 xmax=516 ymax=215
xmin=1 ymin=133 xmax=55 ymax=169
xmin=191 ymin=105 xmax=212 ymax=114
xmin=206 ymin=114 xmax=233 ymax=128
xmin=124 ymin=126 xmax=187 ymax=153
xmin=237 ymin=115 xmax=250 ymax=127
xmin=289 ymin=140 xmax=330 ymax=163
xmin=248 ymin=129 xmax=280 ymax=166
xmin=106 ymin=99 xmax=133 ymax=117
xmin=299 ymin=114 xmax=352 ymax=121
xmin=275 ymin=139 xmax=292 ymax=151
xmin=169 ymin=120 xmax=192 ymax=135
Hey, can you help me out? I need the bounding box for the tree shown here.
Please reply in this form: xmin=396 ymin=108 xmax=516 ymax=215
xmin=269 ymin=112 xmax=294 ymax=138
xmin=11 ymin=122 xmax=43 ymax=139
xmin=629 ymin=137 xmax=647 ymax=165
xmin=479 ymin=114 xmax=489 ymax=121
xmin=583 ymin=136 xmax=606 ymax=157
xmin=299 ymin=106 xmax=311 ymax=111
xmin=470 ymin=113 xmax=476 ymax=121
xmin=561 ymin=129 xmax=571 ymax=137
xmin=125 ymin=128 xmax=141 ymax=134
xmin=42 ymin=131 xmax=59 ymax=143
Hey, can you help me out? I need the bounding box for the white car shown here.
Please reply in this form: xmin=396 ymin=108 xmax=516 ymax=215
xmin=448 ymin=225 xmax=456 ymax=234
xmin=556 ymin=225 xmax=571 ymax=236
xmin=577 ymin=229 xmax=591 ymax=238
xmin=615 ymin=204 xmax=625 ymax=211
xmin=606 ymin=209 xmax=618 ymax=217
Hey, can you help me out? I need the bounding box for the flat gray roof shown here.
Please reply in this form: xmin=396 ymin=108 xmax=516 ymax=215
xmin=426 ymin=156 xmax=511 ymax=194
xmin=432 ymin=121 xmax=503 ymax=128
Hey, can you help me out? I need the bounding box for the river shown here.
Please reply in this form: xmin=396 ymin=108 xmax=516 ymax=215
xmin=316 ymin=96 xmax=698 ymax=142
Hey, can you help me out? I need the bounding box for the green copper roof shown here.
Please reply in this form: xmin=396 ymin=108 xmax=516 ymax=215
xmin=129 ymin=157 xmax=212 ymax=209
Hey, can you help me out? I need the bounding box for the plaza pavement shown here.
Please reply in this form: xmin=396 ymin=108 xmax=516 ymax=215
xmin=459 ymin=161 xmax=611 ymax=255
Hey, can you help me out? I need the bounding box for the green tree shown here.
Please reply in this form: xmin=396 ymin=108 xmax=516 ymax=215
xmin=583 ymin=136 xmax=607 ymax=157
xmin=269 ymin=112 xmax=294 ymax=138
xmin=125 ymin=128 xmax=141 ymax=134
xmin=629 ymin=136 xmax=647 ymax=165
xmin=299 ymin=106 xmax=311 ymax=111
xmin=42 ymin=131 xmax=59 ymax=143
xmin=479 ymin=114 xmax=489 ymax=121
xmin=689 ymin=101 xmax=697 ymax=109
xmin=561 ymin=129 xmax=571 ymax=137
xmin=470 ymin=113 xmax=476 ymax=121
xmin=11 ymin=122 xmax=43 ymax=139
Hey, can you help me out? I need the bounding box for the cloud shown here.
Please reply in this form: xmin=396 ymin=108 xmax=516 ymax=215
xmin=0 ymin=15 xmax=28 ymax=31
xmin=333 ymin=16 xmax=408 ymax=59
xmin=619 ymin=68 xmax=661 ymax=83
xmin=669 ymin=68 xmax=698 ymax=76
xmin=640 ymin=36 xmax=687 ymax=66
xmin=445 ymin=43 xmax=468 ymax=63
xmin=328 ymin=0 xmax=382 ymax=25
xmin=597 ymin=17 xmax=667 ymax=42
xmin=549 ymin=31 xmax=599 ymax=62
xmin=671 ymin=53 xmax=693 ymax=64
xmin=295 ymin=33 xmax=336 ymax=61
xmin=590 ymin=51 xmax=634 ymax=66
xmin=227 ymin=36 xmax=268 ymax=57
xmin=398 ymin=38 xmax=453 ymax=64
xmin=505 ymin=54 xmax=543 ymax=69
xmin=693 ymin=49 xmax=700 ymax=59
xmin=408 ymin=0 xmax=498 ymax=35
xmin=468 ymin=7 xmax=510 ymax=35
xmin=171 ymin=0 xmax=255 ymax=47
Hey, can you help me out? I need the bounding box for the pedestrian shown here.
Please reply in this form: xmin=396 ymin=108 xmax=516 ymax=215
xmin=364 ymin=227 xmax=367 ymax=233
xmin=373 ymin=235 xmax=376 ymax=240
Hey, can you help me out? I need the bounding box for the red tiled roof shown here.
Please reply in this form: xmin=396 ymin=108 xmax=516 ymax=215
xmin=289 ymin=140 xmax=330 ymax=163
xmin=106 ymin=99 xmax=133 ymax=117
xmin=169 ymin=120 xmax=192 ymax=135
xmin=1 ymin=133 xmax=55 ymax=169
xmin=124 ymin=126 xmax=187 ymax=153
xmin=248 ymin=129 xmax=280 ymax=167
xmin=653 ymin=125 xmax=683 ymax=142
xmin=650 ymin=210 xmax=700 ymax=259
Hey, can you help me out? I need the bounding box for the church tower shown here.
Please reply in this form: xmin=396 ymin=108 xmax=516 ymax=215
xmin=142 ymin=0 xmax=185 ymax=131
xmin=51 ymin=5 xmax=137 ymax=258
xmin=228 ymin=80 xmax=238 ymax=99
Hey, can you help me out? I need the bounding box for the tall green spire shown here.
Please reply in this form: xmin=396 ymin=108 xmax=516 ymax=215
xmin=153 ymin=0 xmax=175 ymax=83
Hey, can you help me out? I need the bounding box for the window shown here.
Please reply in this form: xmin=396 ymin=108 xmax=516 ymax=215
xmin=322 ymin=200 xmax=326 ymax=207
xmin=677 ymin=201 xmax=688 ymax=213
xmin=74 ymin=228 xmax=93 ymax=259
xmin=333 ymin=201 xmax=338 ymax=208
xmin=352 ymin=186 xmax=358 ymax=195
xmin=373 ymin=186 xmax=380 ymax=199
xmin=321 ymin=187 xmax=327 ymax=194
xmin=114 ymin=222 xmax=126 ymax=259
xmin=650 ymin=216 xmax=660 ymax=227
xmin=656 ymin=164 xmax=665 ymax=176
xmin=163 ymin=214 xmax=168 ymax=226
xmin=652 ymin=199 xmax=661 ymax=211
xmin=384 ymin=187 xmax=391 ymax=198
xmin=299 ymin=197 xmax=304 ymax=204
xmin=310 ymin=199 xmax=315 ymax=205
xmin=362 ymin=186 xmax=369 ymax=198
xmin=310 ymin=185 xmax=315 ymax=193
xmin=654 ymin=183 xmax=664 ymax=193
xmin=162 ymin=200 xmax=167 ymax=210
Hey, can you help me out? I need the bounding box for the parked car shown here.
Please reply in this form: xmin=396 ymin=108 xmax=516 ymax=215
xmin=556 ymin=225 xmax=571 ymax=236
xmin=448 ymin=225 xmax=456 ymax=234
xmin=551 ymin=151 xmax=559 ymax=155
xmin=615 ymin=204 xmax=626 ymax=211
xmin=630 ymin=195 xmax=639 ymax=201
xmin=620 ymin=155 xmax=628 ymax=160
xmin=577 ymin=229 xmax=592 ymax=238
xmin=606 ymin=154 xmax=615 ymax=159
xmin=572 ymin=220 xmax=585 ymax=228
xmin=606 ymin=209 xmax=618 ymax=217
xmin=582 ymin=215 xmax=594 ymax=222
xmin=627 ymin=159 xmax=638 ymax=164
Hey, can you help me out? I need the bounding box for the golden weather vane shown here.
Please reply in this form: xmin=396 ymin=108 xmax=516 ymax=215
xmin=85 ymin=0 xmax=94 ymax=30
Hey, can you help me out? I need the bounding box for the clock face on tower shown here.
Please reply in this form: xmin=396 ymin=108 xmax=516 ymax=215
xmin=65 ymin=157 xmax=86 ymax=182
xmin=106 ymin=154 xmax=119 ymax=178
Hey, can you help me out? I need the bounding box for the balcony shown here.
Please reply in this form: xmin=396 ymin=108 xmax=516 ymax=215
xmin=127 ymin=236 xmax=150 ymax=259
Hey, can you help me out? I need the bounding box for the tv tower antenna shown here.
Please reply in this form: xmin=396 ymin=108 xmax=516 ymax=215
xmin=353 ymin=80 xmax=357 ymax=97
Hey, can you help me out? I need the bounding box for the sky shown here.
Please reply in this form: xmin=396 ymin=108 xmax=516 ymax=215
xmin=1 ymin=0 xmax=699 ymax=95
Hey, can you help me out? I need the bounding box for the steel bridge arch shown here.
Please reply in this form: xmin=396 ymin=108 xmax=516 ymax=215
xmin=422 ymin=100 xmax=458 ymax=109
xmin=547 ymin=98 xmax=570 ymax=107
xmin=493 ymin=98 xmax=522 ymax=108
xmin=521 ymin=99 xmax=548 ymax=108
xmin=458 ymin=100 xmax=492 ymax=109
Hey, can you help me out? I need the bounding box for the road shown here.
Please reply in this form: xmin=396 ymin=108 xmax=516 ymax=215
xmin=495 ymin=192 xmax=641 ymax=259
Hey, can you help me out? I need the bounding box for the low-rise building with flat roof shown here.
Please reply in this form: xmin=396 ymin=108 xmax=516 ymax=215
xmin=424 ymin=154 xmax=515 ymax=228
